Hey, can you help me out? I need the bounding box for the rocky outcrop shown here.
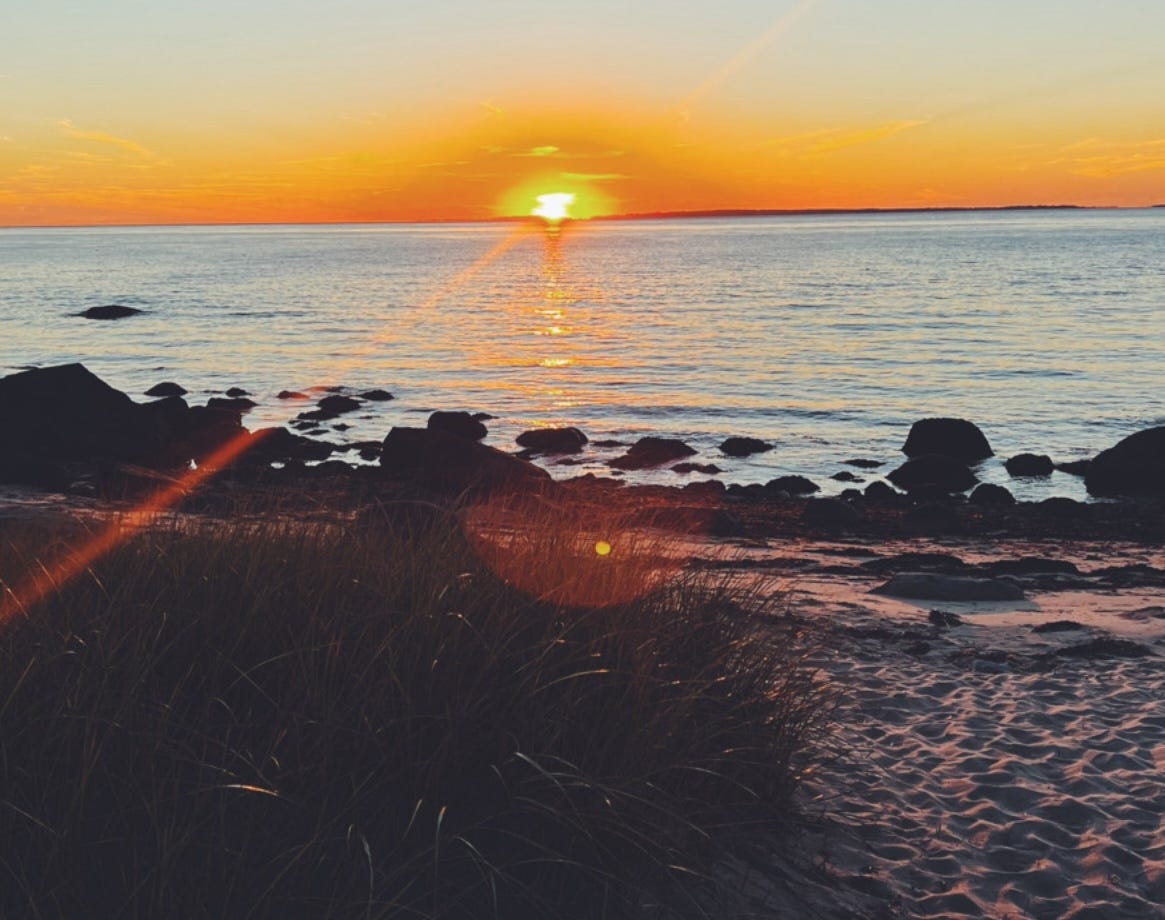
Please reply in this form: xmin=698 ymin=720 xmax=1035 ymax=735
xmin=516 ymin=427 xmax=588 ymax=454
xmin=428 ymin=410 xmax=488 ymax=441
xmin=887 ymin=455 xmax=978 ymax=493
xmin=765 ymin=475 xmax=820 ymax=496
xmin=0 ymin=364 xmax=173 ymax=472
xmin=1084 ymin=426 xmax=1165 ymax=497
xmin=719 ymin=437 xmax=773 ymax=457
xmin=872 ymin=573 xmax=1024 ymax=601
xmin=1005 ymin=453 xmax=1053 ymax=477
xmin=608 ymin=437 xmax=696 ymax=470
xmin=145 ymin=381 xmax=186 ymax=398
xmin=380 ymin=426 xmax=550 ymax=495
xmin=969 ymin=483 xmax=1015 ymax=506
xmin=75 ymin=304 xmax=144 ymax=320
xmin=902 ymin=418 xmax=993 ymax=462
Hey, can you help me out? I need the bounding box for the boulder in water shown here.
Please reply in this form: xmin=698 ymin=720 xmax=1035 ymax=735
xmin=428 ymin=410 xmax=488 ymax=441
xmin=607 ymin=437 xmax=696 ymax=470
xmin=1084 ymin=426 xmax=1165 ymax=497
xmin=75 ymin=304 xmax=144 ymax=320
xmin=902 ymin=418 xmax=993 ymax=462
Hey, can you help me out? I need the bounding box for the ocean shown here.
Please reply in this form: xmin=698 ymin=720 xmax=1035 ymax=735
xmin=2 ymin=209 xmax=1163 ymax=500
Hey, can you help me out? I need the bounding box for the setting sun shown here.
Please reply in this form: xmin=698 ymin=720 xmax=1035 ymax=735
xmin=532 ymin=192 xmax=576 ymax=222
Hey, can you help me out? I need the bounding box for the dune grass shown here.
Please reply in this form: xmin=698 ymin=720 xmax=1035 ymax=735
xmin=0 ymin=496 xmax=834 ymax=919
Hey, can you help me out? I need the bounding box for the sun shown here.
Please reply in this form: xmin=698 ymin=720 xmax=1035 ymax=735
xmin=532 ymin=192 xmax=576 ymax=223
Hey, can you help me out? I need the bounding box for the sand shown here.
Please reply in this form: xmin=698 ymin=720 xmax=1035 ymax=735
xmin=705 ymin=531 xmax=1165 ymax=919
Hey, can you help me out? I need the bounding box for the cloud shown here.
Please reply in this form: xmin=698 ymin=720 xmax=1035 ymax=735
xmin=560 ymin=172 xmax=627 ymax=182
xmin=761 ymin=120 xmax=927 ymax=156
xmin=1053 ymin=137 xmax=1165 ymax=178
xmin=512 ymin=145 xmax=562 ymax=158
xmin=56 ymin=120 xmax=156 ymax=159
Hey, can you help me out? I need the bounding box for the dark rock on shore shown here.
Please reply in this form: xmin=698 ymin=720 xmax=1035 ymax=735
xmin=0 ymin=363 xmax=172 ymax=471
xmin=1048 ymin=637 xmax=1155 ymax=659
xmin=719 ymin=436 xmax=773 ymax=457
xmin=75 ymin=304 xmax=143 ymax=320
xmin=242 ymin=428 xmax=335 ymax=465
xmin=831 ymin=470 xmax=861 ymax=482
xmin=929 ymin=610 xmax=963 ymax=628
xmin=1084 ymin=426 xmax=1165 ymax=497
xmin=1032 ymin=620 xmax=1087 ymax=634
xmin=318 ymin=394 xmax=362 ymax=416
xmin=428 ymin=410 xmax=488 ymax=441
xmin=516 ymin=426 xmax=588 ymax=454
xmin=888 ymin=454 xmax=978 ymax=493
xmin=802 ymin=497 xmax=863 ymax=528
xmin=145 ymin=381 xmax=186 ymax=398
xmin=863 ymin=481 xmax=900 ymax=502
xmin=1005 ymin=453 xmax=1053 ymax=477
xmin=1056 ymin=458 xmax=1091 ymax=477
xmin=902 ymin=418 xmax=993 ymax=461
xmin=969 ymin=483 xmax=1015 ymax=506
xmin=608 ymin=437 xmax=696 ymax=470
xmin=872 ymin=573 xmax=1024 ymax=602
xmin=844 ymin=458 xmax=883 ymax=469
xmin=208 ymin=396 xmax=258 ymax=412
xmin=380 ymin=426 xmax=549 ymax=495
xmin=765 ymin=475 xmax=820 ymax=496
xmin=358 ymin=389 xmax=394 ymax=401
xmin=225 ymin=387 xmax=250 ymax=398
xmin=671 ymin=462 xmax=722 ymax=475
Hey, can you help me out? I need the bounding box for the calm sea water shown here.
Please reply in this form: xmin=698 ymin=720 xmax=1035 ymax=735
xmin=3 ymin=210 xmax=1164 ymax=500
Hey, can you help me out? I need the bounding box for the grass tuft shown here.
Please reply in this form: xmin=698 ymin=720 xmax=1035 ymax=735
xmin=0 ymin=496 xmax=835 ymax=919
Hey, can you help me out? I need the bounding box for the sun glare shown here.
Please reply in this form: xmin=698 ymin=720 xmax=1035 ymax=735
xmin=532 ymin=192 xmax=576 ymax=222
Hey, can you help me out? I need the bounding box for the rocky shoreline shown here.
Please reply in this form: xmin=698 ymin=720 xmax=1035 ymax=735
xmin=1 ymin=362 xmax=1163 ymax=541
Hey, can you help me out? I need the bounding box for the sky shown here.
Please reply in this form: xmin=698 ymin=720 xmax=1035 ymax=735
xmin=2 ymin=0 xmax=1164 ymax=225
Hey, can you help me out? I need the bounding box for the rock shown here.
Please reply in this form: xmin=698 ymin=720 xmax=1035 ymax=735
xmin=207 ymin=396 xmax=257 ymax=412
xmin=243 ymin=428 xmax=334 ymax=464
xmin=317 ymin=394 xmax=362 ymax=416
xmin=1037 ymin=496 xmax=1086 ymax=518
xmin=0 ymin=363 xmax=173 ymax=474
xmin=1084 ymin=426 xmax=1165 ymax=497
xmin=764 ymin=475 xmax=820 ymax=495
xmin=145 ymin=381 xmax=186 ymax=398
xmin=863 ymin=480 xmax=900 ymax=502
xmin=871 ymin=573 xmax=1025 ymax=601
xmin=358 ymin=389 xmax=394 ymax=401
xmin=928 ymin=610 xmax=963 ymax=628
xmin=607 ymin=437 xmax=696 ymax=470
xmin=516 ymin=426 xmax=588 ymax=454
xmin=973 ymin=659 xmax=1010 ymax=674
xmin=989 ymin=558 xmax=1080 ymax=576
xmin=1032 ymin=620 xmax=1087 ymax=634
xmin=380 ymin=426 xmax=550 ymax=495
xmin=225 ymin=387 xmax=251 ymax=398
xmin=1051 ymin=638 xmax=1154 ymax=659
xmin=671 ymin=462 xmax=722 ymax=475
xmin=801 ymin=497 xmax=864 ymax=528
xmin=75 ymin=304 xmax=144 ymax=320
xmin=428 ymin=410 xmax=488 ymax=441
xmin=181 ymin=405 xmax=246 ymax=462
xmin=905 ymin=502 xmax=961 ymax=529
xmin=1005 ymin=453 xmax=1054 ymax=477
xmin=831 ymin=470 xmax=861 ymax=482
xmin=861 ymin=552 xmax=966 ymax=574
xmin=844 ymin=458 xmax=883 ymax=469
xmin=902 ymin=418 xmax=993 ymax=461
xmin=1055 ymin=458 xmax=1091 ymax=477
xmin=888 ymin=454 xmax=978 ymax=493
xmin=969 ymin=483 xmax=1015 ymax=506
xmin=277 ymin=390 xmax=310 ymax=400
xmin=719 ymin=436 xmax=773 ymax=457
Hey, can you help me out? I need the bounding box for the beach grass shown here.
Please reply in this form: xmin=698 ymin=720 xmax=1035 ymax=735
xmin=0 ymin=496 xmax=835 ymax=919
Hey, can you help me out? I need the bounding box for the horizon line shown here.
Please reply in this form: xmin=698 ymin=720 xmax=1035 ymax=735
xmin=3 ymin=202 xmax=1163 ymax=232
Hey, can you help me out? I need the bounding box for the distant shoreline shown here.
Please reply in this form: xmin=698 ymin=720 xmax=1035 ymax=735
xmin=7 ymin=203 xmax=1165 ymax=232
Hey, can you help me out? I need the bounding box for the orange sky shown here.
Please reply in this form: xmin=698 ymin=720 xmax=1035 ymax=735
xmin=2 ymin=1 xmax=1163 ymax=225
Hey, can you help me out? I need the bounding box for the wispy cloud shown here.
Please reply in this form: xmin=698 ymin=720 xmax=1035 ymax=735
xmin=560 ymin=172 xmax=626 ymax=182
xmin=1051 ymin=137 xmax=1165 ymax=178
xmin=56 ymin=119 xmax=155 ymax=158
xmin=760 ymin=120 xmax=927 ymax=156
xmin=512 ymin=145 xmax=562 ymax=158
